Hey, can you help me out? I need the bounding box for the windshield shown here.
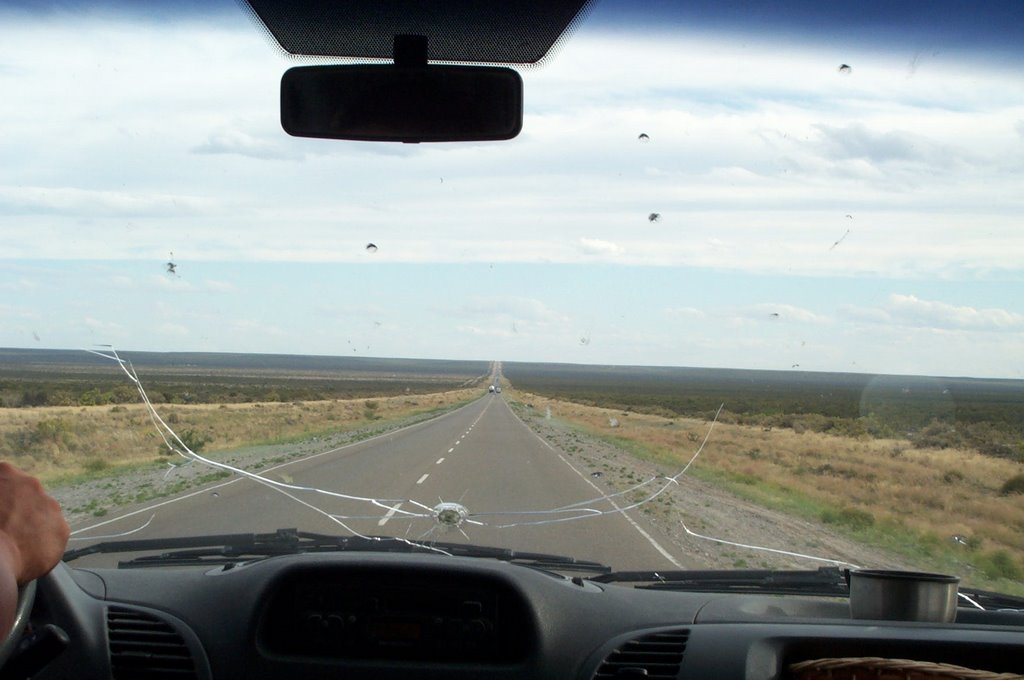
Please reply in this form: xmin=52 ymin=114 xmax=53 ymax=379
xmin=2 ymin=1 xmax=1023 ymax=595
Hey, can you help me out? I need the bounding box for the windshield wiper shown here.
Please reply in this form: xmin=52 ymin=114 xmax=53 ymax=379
xmin=591 ymin=567 xmax=849 ymax=597
xmin=956 ymin=587 xmax=1024 ymax=611
xmin=63 ymin=528 xmax=611 ymax=574
xmin=593 ymin=568 xmax=1024 ymax=612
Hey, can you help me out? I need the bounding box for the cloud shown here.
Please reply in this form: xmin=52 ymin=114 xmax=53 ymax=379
xmin=734 ymin=303 xmax=827 ymax=323
xmin=203 ymin=279 xmax=236 ymax=293
xmin=82 ymin=316 xmax=123 ymax=333
xmin=0 ymin=186 xmax=214 ymax=217
xmin=841 ymin=295 xmax=1024 ymax=332
xmin=0 ymin=303 xmax=40 ymax=320
xmin=316 ymin=302 xmax=387 ymax=316
xmin=192 ymin=129 xmax=303 ymax=161
xmin=152 ymin=274 xmax=194 ymax=291
xmin=887 ymin=294 xmax=1024 ymax=331
xmin=838 ymin=304 xmax=891 ymax=324
xmin=230 ymin=319 xmax=287 ymax=337
xmin=665 ymin=306 xmax=706 ymax=320
xmin=457 ymin=296 xmax=569 ymax=325
xmin=456 ymin=324 xmax=517 ymax=338
xmin=577 ymin=238 xmax=622 ymax=256
xmin=157 ymin=322 xmax=189 ymax=337
xmin=0 ymin=277 xmax=37 ymax=291
xmin=812 ymin=122 xmax=969 ymax=168
xmin=2 ymin=17 xmax=1022 ymax=377
xmin=814 ymin=123 xmax=922 ymax=163
xmin=0 ymin=22 xmax=1019 ymax=280
xmin=149 ymin=275 xmax=237 ymax=294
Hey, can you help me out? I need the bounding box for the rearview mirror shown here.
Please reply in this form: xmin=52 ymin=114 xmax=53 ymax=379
xmin=281 ymin=65 xmax=523 ymax=143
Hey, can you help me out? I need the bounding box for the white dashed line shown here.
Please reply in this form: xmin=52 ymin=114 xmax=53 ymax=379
xmin=378 ymin=502 xmax=403 ymax=526
xmin=448 ymin=448 xmax=454 ymax=453
xmin=436 ymin=458 xmax=445 ymax=464
xmin=70 ymin=399 xmax=484 ymax=538
xmin=416 ymin=473 xmax=429 ymax=484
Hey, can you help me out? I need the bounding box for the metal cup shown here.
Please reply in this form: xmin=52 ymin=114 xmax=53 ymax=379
xmin=848 ymin=570 xmax=959 ymax=622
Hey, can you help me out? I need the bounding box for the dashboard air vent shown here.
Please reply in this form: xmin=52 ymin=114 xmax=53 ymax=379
xmin=107 ymin=606 xmax=197 ymax=679
xmin=594 ymin=629 xmax=689 ymax=679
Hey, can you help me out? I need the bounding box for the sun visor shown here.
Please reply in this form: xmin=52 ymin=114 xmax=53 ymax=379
xmin=244 ymin=0 xmax=592 ymax=64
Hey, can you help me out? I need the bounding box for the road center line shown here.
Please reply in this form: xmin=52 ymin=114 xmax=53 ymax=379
xmin=436 ymin=457 xmax=445 ymax=464
xmin=70 ymin=397 xmax=490 ymax=538
xmin=416 ymin=473 xmax=429 ymax=484
xmin=448 ymin=447 xmax=454 ymax=453
xmin=378 ymin=502 xmax=403 ymax=526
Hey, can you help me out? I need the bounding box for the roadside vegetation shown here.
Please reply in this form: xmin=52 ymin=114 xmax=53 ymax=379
xmin=507 ymin=386 xmax=1024 ymax=595
xmin=502 ymin=362 xmax=1024 ymax=463
xmin=1 ymin=388 xmax=484 ymax=486
xmin=0 ymin=373 xmax=479 ymax=408
xmin=0 ymin=348 xmax=490 ymax=408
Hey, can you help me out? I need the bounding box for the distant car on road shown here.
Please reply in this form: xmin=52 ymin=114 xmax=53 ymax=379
xmin=488 ymin=385 xmax=496 ymax=393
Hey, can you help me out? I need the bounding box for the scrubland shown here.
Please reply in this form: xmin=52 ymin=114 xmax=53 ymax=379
xmin=509 ymin=388 xmax=1024 ymax=593
xmin=0 ymin=387 xmax=482 ymax=485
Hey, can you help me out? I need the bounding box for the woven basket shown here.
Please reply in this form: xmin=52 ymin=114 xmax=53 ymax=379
xmin=789 ymin=657 xmax=1024 ymax=680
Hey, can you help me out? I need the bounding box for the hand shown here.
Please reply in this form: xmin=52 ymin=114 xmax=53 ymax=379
xmin=0 ymin=462 xmax=70 ymax=584
xmin=0 ymin=462 xmax=70 ymax=640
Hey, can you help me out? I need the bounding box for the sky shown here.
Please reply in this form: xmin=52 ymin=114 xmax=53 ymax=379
xmin=1 ymin=1 xmax=1023 ymax=378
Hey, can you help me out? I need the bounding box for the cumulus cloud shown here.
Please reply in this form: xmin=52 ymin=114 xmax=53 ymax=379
xmin=887 ymin=294 xmax=1024 ymax=331
xmin=841 ymin=294 xmax=1024 ymax=332
xmin=577 ymin=238 xmax=622 ymax=256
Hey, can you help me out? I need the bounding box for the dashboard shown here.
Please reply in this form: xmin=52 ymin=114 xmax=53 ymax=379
xmin=14 ymin=553 xmax=1024 ymax=679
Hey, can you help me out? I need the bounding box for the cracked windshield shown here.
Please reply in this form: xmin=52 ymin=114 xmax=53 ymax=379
xmin=2 ymin=1 xmax=1023 ymax=594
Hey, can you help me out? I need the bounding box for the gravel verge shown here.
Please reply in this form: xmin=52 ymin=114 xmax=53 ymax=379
xmin=512 ymin=402 xmax=912 ymax=571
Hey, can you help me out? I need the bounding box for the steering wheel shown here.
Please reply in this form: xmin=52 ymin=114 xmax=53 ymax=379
xmin=0 ymin=580 xmax=36 ymax=669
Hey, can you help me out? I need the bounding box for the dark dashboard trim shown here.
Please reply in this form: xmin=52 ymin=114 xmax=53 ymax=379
xmin=20 ymin=555 xmax=1024 ymax=680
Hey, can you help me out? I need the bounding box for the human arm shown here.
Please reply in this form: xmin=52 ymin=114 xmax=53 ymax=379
xmin=0 ymin=462 xmax=70 ymax=641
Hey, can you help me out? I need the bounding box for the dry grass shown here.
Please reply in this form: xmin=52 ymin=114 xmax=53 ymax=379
xmin=0 ymin=387 xmax=482 ymax=484
xmin=510 ymin=389 xmax=1024 ymax=580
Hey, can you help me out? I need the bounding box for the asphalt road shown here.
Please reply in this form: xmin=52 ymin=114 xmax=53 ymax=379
xmin=67 ymin=393 xmax=683 ymax=571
